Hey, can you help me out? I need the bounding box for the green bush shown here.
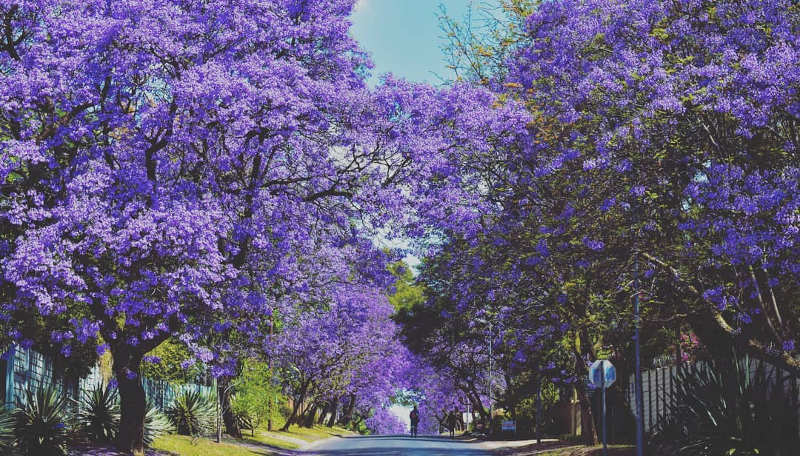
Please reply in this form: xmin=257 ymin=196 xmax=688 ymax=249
xmin=13 ymin=384 xmax=70 ymax=456
xmin=78 ymin=382 xmax=119 ymax=442
xmin=144 ymin=400 xmax=175 ymax=446
xmin=164 ymin=389 xmax=215 ymax=437
xmin=232 ymin=360 xmax=283 ymax=430
xmin=653 ymin=353 xmax=800 ymax=456
xmin=0 ymin=407 xmax=15 ymax=453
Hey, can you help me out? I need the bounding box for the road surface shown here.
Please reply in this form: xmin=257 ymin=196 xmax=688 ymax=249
xmin=305 ymin=435 xmax=496 ymax=456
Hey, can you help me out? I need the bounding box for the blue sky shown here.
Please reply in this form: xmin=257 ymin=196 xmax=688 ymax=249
xmin=352 ymin=1 xmax=478 ymax=270
xmin=351 ymin=0 xmax=476 ymax=86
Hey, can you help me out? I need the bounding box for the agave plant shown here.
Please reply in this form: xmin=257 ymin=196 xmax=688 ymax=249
xmin=78 ymin=382 xmax=119 ymax=442
xmin=164 ymin=389 xmax=215 ymax=437
xmin=14 ymin=384 xmax=71 ymax=456
xmin=144 ymin=400 xmax=174 ymax=446
xmin=0 ymin=406 xmax=16 ymax=453
xmin=653 ymin=352 xmax=800 ymax=456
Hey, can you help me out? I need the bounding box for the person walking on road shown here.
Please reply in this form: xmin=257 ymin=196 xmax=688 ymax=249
xmin=409 ymin=406 xmax=420 ymax=437
xmin=447 ymin=410 xmax=458 ymax=439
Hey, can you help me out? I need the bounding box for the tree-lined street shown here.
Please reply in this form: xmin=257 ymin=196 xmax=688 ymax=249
xmin=1 ymin=1 xmax=799 ymax=456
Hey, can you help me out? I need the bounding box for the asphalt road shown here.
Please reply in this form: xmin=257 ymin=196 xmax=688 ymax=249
xmin=305 ymin=435 xmax=495 ymax=456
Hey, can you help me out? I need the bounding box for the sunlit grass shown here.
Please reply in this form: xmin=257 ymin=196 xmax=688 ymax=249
xmin=151 ymin=434 xmax=271 ymax=456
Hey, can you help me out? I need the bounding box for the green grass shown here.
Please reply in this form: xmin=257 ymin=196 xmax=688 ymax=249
xmin=152 ymin=434 xmax=272 ymax=456
xmin=240 ymin=424 xmax=353 ymax=450
xmin=242 ymin=431 xmax=301 ymax=450
xmin=280 ymin=424 xmax=352 ymax=441
xmin=535 ymin=445 xmax=635 ymax=456
xmin=151 ymin=421 xmax=355 ymax=455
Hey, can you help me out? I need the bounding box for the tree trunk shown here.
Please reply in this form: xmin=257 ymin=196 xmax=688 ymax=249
xmin=338 ymin=394 xmax=356 ymax=426
xmin=576 ymin=384 xmax=597 ymax=445
xmin=317 ymin=402 xmax=328 ymax=425
xmin=115 ymin=354 xmax=146 ymax=456
xmin=282 ymin=381 xmax=309 ymax=431
xmin=461 ymin=385 xmax=489 ymax=424
xmin=326 ymin=399 xmax=338 ymax=427
xmin=303 ymin=403 xmax=318 ymax=427
xmin=572 ymin=350 xmax=598 ymax=445
xmin=218 ymin=377 xmax=242 ymax=438
xmin=282 ymin=396 xmax=302 ymax=431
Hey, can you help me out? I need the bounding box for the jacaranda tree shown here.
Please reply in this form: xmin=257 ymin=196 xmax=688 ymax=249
xmin=0 ymin=0 xmax=443 ymax=453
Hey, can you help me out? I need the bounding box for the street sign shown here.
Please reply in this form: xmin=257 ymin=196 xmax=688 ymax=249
xmin=588 ymin=360 xmax=615 ymax=456
xmin=501 ymin=420 xmax=516 ymax=433
xmin=589 ymin=359 xmax=616 ymax=389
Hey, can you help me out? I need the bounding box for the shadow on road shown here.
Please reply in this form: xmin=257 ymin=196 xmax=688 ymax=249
xmin=305 ymin=435 xmax=493 ymax=456
xmin=330 ymin=435 xmax=467 ymax=443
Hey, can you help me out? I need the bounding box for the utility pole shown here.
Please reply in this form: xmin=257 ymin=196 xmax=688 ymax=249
xmin=488 ymin=319 xmax=493 ymax=432
xmin=536 ymin=380 xmax=542 ymax=444
xmin=634 ymin=255 xmax=644 ymax=456
xmin=268 ymin=312 xmax=274 ymax=431
xmin=476 ymin=315 xmax=494 ymax=435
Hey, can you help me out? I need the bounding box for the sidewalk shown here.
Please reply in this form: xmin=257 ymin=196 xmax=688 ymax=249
xmin=479 ymin=438 xmax=571 ymax=454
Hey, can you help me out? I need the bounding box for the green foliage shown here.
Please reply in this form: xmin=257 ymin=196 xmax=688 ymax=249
xmin=78 ymin=382 xmax=119 ymax=442
xmin=144 ymin=400 xmax=175 ymax=447
xmin=0 ymin=407 xmax=16 ymax=453
xmin=165 ymin=390 xmax=216 ymax=437
xmin=141 ymin=339 xmax=202 ymax=384
xmin=653 ymin=353 xmax=800 ymax=456
xmin=13 ymin=384 xmax=70 ymax=456
xmin=232 ymin=360 xmax=283 ymax=430
xmin=387 ymin=261 xmax=425 ymax=312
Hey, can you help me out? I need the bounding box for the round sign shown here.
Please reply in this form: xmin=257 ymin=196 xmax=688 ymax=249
xmin=588 ymin=359 xmax=616 ymax=389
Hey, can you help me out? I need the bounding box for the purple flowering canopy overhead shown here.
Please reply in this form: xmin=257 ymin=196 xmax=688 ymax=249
xmin=0 ymin=0 xmax=464 ymax=451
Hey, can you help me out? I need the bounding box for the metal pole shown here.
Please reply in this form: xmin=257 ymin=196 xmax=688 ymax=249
xmin=268 ymin=313 xmax=274 ymax=431
xmin=536 ymin=380 xmax=542 ymax=444
xmin=601 ymin=361 xmax=607 ymax=456
xmin=634 ymin=256 xmax=644 ymax=456
xmin=488 ymin=320 xmax=493 ymax=434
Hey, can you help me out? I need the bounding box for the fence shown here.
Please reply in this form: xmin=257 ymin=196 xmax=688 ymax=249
xmin=2 ymin=344 xmax=213 ymax=412
xmin=627 ymin=358 xmax=800 ymax=435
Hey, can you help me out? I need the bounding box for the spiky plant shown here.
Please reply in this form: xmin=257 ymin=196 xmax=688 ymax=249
xmin=144 ymin=400 xmax=174 ymax=446
xmin=78 ymin=382 xmax=119 ymax=442
xmin=0 ymin=406 xmax=16 ymax=453
xmin=13 ymin=384 xmax=70 ymax=456
xmin=164 ymin=390 xmax=215 ymax=437
xmin=653 ymin=352 xmax=800 ymax=456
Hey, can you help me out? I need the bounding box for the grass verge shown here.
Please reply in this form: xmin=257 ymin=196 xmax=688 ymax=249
xmin=533 ymin=445 xmax=635 ymax=456
xmin=152 ymin=434 xmax=272 ymax=456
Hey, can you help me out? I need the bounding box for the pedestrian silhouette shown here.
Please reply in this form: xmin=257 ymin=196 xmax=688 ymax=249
xmin=409 ymin=406 xmax=420 ymax=437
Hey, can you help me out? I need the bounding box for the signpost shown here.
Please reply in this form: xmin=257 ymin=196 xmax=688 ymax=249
xmin=589 ymin=360 xmax=616 ymax=456
xmin=501 ymin=420 xmax=516 ymax=434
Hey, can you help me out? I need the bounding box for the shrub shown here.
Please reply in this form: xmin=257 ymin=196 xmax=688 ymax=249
xmin=164 ymin=389 xmax=215 ymax=437
xmin=0 ymin=407 xmax=15 ymax=453
xmin=13 ymin=384 xmax=70 ymax=456
xmin=144 ymin=400 xmax=174 ymax=446
xmin=652 ymin=353 xmax=800 ymax=456
xmin=78 ymin=382 xmax=119 ymax=442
